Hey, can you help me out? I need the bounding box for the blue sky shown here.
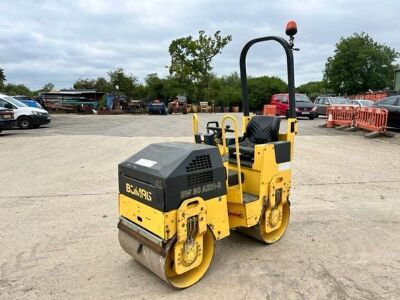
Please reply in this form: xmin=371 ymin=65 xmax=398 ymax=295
xmin=0 ymin=0 xmax=399 ymax=90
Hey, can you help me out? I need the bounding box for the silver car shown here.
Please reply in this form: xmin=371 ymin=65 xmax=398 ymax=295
xmin=349 ymin=100 xmax=374 ymax=107
xmin=314 ymin=96 xmax=349 ymax=116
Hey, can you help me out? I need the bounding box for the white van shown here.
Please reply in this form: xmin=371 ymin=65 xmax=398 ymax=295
xmin=0 ymin=94 xmax=50 ymax=129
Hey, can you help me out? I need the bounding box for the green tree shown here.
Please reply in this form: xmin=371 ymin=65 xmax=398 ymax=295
xmin=41 ymin=82 xmax=55 ymax=93
xmin=145 ymin=73 xmax=165 ymax=100
xmin=162 ymin=76 xmax=184 ymax=102
xmin=248 ymin=76 xmax=287 ymax=109
xmin=3 ymin=83 xmax=33 ymax=96
xmin=168 ymin=35 xmax=196 ymax=96
xmin=208 ymin=76 xmax=222 ymax=105
xmin=215 ymin=72 xmax=241 ymax=107
xmin=73 ymin=78 xmax=96 ymax=89
xmin=95 ymin=77 xmax=112 ymax=93
xmin=324 ymin=33 xmax=399 ymax=94
xmin=168 ymin=30 xmax=232 ymax=101
xmin=0 ymin=68 xmax=6 ymax=89
xmin=144 ymin=73 xmax=192 ymax=103
xmin=108 ymin=68 xmax=138 ymax=98
xmin=73 ymin=77 xmax=112 ymax=92
xmin=297 ymin=81 xmax=331 ymax=100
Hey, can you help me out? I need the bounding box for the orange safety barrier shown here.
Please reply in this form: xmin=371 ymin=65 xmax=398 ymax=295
xmin=326 ymin=105 xmax=357 ymax=127
xmin=263 ymin=104 xmax=276 ymax=116
xmin=348 ymin=92 xmax=387 ymax=102
xmin=355 ymin=107 xmax=388 ymax=133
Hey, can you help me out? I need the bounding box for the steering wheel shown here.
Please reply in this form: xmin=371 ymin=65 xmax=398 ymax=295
xmin=206 ymin=121 xmax=235 ymax=139
xmin=206 ymin=121 xmax=221 ymax=138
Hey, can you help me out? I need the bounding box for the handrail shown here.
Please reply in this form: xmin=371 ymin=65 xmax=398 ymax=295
xmin=192 ymin=113 xmax=199 ymax=137
xmin=221 ymin=115 xmax=242 ymax=195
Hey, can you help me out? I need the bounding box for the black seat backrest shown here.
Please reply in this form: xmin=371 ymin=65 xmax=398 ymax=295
xmin=246 ymin=116 xmax=280 ymax=144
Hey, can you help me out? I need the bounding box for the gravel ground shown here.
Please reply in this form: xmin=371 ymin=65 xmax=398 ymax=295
xmin=0 ymin=114 xmax=399 ymax=299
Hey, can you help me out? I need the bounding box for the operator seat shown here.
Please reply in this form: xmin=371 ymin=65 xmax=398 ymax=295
xmin=228 ymin=115 xmax=281 ymax=167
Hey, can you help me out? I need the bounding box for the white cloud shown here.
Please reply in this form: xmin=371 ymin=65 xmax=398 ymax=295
xmin=0 ymin=0 xmax=399 ymax=89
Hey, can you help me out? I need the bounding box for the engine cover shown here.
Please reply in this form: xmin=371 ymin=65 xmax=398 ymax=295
xmin=118 ymin=142 xmax=227 ymax=212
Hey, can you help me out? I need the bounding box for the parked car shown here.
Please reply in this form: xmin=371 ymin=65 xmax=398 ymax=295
xmin=0 ymin=94 xmax=51 ymax=129
xmin=0 ymin=108 xmax=17 ymax=134
xmin=373 ymin=96 xmax=400 ymax=129
xmin=314 ymin=96 xmax=349 ymax=116
xmin=148 ymin=100 xmax=167 ymax=115
xmin=271 ymin=93 xmax=317 ymax=119
xmin=349 ymin=100 xmax=374 ymax=107
xmin=13 ymin=95 xmax=44 ymax=109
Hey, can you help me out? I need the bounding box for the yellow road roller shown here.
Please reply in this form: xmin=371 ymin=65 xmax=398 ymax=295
xmin=117 ymin=21 xmax=299 ymax=288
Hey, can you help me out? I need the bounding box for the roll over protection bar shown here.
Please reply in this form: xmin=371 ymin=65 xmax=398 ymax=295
xmin=239 ymin=35 xmax=297 ymax=118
